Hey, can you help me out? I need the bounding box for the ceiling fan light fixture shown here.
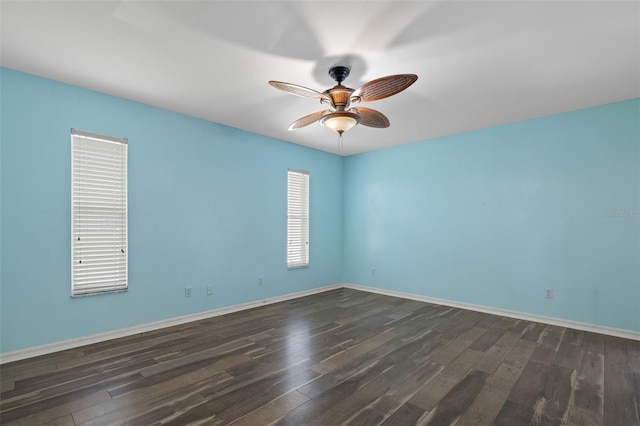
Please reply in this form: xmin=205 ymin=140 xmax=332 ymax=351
xmin=320 ymin=111 xmax=360 ymax=135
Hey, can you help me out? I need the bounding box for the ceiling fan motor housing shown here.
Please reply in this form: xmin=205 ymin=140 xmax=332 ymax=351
xmin=328 ymin=66 xmax=351 ymax=85
xmin=323 ymin=86 xmax=355 ymax=109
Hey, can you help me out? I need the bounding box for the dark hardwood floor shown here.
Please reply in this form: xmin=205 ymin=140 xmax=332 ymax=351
xmin=1 ymin=288 xmax=639 ymax=425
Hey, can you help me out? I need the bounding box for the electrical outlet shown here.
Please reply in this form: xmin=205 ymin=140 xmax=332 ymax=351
xmin=185 ymin=287 xmax=192 ymax=298
xmin=258 ymin=277 xmax=263 ymax=286
xmin=207 ymin=285 xmax=213 ymax=296
xmin=545 ymin=288 xmax=554 ymax=299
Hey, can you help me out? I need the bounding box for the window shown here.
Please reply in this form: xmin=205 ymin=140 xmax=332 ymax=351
xmin=71 ymin=129 xmax=128 ymax=296
xmin=287 ymin=169 xmax=309 ymax=268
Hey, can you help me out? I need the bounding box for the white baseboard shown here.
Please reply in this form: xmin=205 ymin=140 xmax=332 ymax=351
xmin=0 ymin=284 xmax=342 ymax=364
xmin=3 ymin=282 xmax=638 ymax=364
xmin=343 ymin=283 xmax=640 ymax=341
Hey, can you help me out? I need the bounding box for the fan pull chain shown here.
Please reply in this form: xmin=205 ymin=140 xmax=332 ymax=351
xmin=338 ymin=132 xmax=344 ymax=153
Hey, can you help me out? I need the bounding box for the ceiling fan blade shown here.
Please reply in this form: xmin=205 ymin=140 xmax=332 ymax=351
xmin=288 ymin=110 xmax=329 ymax=130
xmin=355 ymin=107 xmax=390 ymax=128
xmin=269 ymin=81 xmax=331 ymax=102
xmin=352 ymin=74 xmax=418 ymax=102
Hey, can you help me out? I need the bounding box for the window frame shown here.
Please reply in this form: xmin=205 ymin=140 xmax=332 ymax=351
xmin=71 ymin=129 xmax=128 ymax=296
xmin=287 ymin=169 xmax=309 ymax=269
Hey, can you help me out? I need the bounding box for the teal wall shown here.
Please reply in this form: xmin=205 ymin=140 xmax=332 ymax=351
xmin=344 ymin=99 xmax=640 ymax=332
xmin=1 ymin=67 xmax=638 ymax=354
xmin=0 ymin=68 xmax=344 ymax=353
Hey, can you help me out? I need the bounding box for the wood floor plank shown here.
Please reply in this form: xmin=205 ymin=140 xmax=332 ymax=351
xmin=164 ymin=368 xmax=318 ymax=425
xmin=630 ymin=338 xmax=640 ymax=419
xmin=71 ymin=368 xmax=231 ymax=424
xmin=469 ymin=327 xmax=503 ymax=352
xmin=1 ymin=288 xmax=637 ymax=425
xmin=494 ymin=399 xmax=534 ymax=426
xmin=273 ymin=376 xmax=387 ymax=425
xmin=582 ymin=332 xmax=605 ymax=354
xmin=423 ymin=369 xmax=487 ymax=424
xmin=535 ymin=364 xmax=573 ymax=425
xmin=88 ymin=390 xmax=208 ymax=426
xmin=227 ymin=391 xmax=309 ymax=426
xmin=572 ymin=350 xmax=604 ymax=414
xmin=297 ymin=329 xmax=436 ymax=401
xmin=486 ymin=339 xmax=535 ymax=391
xmin=603 ymin=336 xmax=640 ymax=425
xmin=635 ymin=372 xmax=640 ymax=424
xmin=6 ymin=351 xmax=159 ymax=398
xmin=456 ymin=383 xmax=512 ymax=426
xmin=521 ymin=322 xmax=547 ymax=342
xmin=457 ymin=337 xmax=537 ymax=425
xmin=530 ymin=342 xmax=559 ymax=366
xmin=345 ymin=360 xmax=442 ymax=425
xmin=0 ymin=371 xmax=142 ymax=423
xmin=629 ymin=339 xmax=640 ymax=372
xmin=304 ymin=379 xmax=388 ymax=425
xmin=474 ymin=331 xmax=522 ymax=374
xmin=374 ymin=340 xmax=442 ymax=391
xmin=567 ymin=404 xmax=603 ymax=426
xmin=429 ymin=326 xmax=486 ymax=365
xmin=530 ymin=326 xmax=564 ymax=366
xmin=0 ymin=359 xmax=58 ymax=383
xmin=379 ymin=402 xmax=425 ymax=426
xmin=27 ymin=413 xmax=76 ymax=426
xmin=105 ymin=349 xmax=245 ymax=399
xmin=475 ymin=313 xmax=501 ymax=329
xmin=543 ymin=325 xmax=567 ymax=344
xmin=1 ymin=390 xmax=111 ymax=426
xmin=409 ymin=348 xmax=484 ymax=411
xmin=555 ymin=331 xmax=584 ymax=369
xmin=55 ymin=333 xmax=185 ymax=370
xmin=0 ymin=380 xmax=14 ymax=394
xmin=504 ymin=360 xmax=549 ymax=414
xmin=138 ymin=339 xmax=254 ymax=378
xmin=319 ymin=329 xmax=397 ymax=370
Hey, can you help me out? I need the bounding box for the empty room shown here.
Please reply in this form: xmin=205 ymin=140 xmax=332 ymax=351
xmin=1 ymin=1 xmax=639 ymax=425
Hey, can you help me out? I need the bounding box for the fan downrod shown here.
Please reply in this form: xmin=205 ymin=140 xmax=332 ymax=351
xmin=328 ymin=66 xmax=350 ymax=85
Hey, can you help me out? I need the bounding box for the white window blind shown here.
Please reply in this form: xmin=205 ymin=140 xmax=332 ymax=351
xmin=287 ymin=169 xmax=309 ymax=268
xmin=71 ymin=129 xmax=128 ymax=296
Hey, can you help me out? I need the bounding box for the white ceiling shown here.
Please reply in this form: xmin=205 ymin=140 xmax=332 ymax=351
xmin=2 ymin=1 xmax=639 ymax=156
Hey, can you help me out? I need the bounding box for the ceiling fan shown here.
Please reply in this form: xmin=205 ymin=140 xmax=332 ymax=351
xmin=269 ymin=66 xmax=418 ymax=139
